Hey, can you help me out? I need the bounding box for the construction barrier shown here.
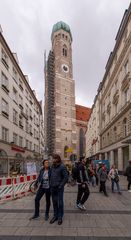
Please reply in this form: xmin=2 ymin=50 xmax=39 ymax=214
xmin=0 ymin=174 xmax=37 ymax=202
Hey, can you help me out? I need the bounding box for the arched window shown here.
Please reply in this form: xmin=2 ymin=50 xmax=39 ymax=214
xmin=123 ymin=118 xmax=128 ymax=137
xmin=79 ymin=128 xmax=85 ymax=158
xmin=0 ymin=149 xmax=7 ymax=157
xmin=64 ymin=146 xmax=68 ymax=158
xmin=62 ymin=45 xmax=67 ymax=57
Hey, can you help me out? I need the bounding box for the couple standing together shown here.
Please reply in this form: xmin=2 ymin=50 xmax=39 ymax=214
xmin=30 ymin=154 xmax=68 ymax=225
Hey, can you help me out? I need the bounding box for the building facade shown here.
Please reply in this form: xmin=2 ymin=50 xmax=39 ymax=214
xmin=44 ymin=21 xmax=78 ymax=163
xmin=86 ymin=3 xmax=131 ymax=171
xmin=76 ymin=105 xmax=91 ymax=159
xmin=85 ymin=94 xmax=101 ymax=160
xmin=0 ymin=29 xmax=44 ymax=176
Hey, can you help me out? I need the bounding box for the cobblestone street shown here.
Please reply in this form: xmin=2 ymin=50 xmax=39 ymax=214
xmin=0 ymin=177 xmax=131 ymax=239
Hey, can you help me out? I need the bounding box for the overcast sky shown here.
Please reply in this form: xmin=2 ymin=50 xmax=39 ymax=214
xmin=0 ymin=0 xmax=130 ymax=108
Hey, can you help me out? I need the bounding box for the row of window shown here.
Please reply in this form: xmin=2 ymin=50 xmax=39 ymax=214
xmin=1 ymin=98 xmax=39 ymax=138
xmin=1 ymin=126 xmax=39 ymax=152
xmin=1 ymin=49 xmax=39 ymax=113
xmin=102 ymin=88 xmax=129 ymax=122
xmin=102 ymin=118 xmax=129 ymax=147
xmin=1 ymin=96 xmax=39 ymax=125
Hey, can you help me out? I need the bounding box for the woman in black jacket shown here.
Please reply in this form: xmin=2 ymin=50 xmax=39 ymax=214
xmin=30 ymin=159 xmax=51 ymax=221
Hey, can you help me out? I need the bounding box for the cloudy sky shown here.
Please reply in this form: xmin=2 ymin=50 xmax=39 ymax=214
xmin=0 ymin=0 xmax=130 ymax=107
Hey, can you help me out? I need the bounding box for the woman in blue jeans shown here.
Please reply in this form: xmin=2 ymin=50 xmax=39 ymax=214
xmin=30 ymin=159 xmax=51 ymax=220
xmin=50 ymin=154 xmax=68 ymax=225
xmin=108 ymin=165 xmax=121 ymax=194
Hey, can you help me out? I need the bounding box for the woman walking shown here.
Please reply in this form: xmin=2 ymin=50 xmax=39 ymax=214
xmin=108 ymin=165 xmax=121 ymax=194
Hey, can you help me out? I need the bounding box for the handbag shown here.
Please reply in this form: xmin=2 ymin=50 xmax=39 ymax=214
xmin=114 ymin=170 xmax=119 ymax=182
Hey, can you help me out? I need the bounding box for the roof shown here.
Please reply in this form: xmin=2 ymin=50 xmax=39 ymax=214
xmin=51 ymin=21 xmax=72 ymax=41
xmin=76 ymin=105 xmax=91 ymax=122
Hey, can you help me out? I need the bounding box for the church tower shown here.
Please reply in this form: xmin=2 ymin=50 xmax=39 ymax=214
xmin=44 ymin=21 xmax=77 ymax=163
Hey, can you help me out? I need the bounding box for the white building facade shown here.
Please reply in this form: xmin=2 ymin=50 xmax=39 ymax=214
xmin=0 ymin=30 xmax=44 ymax=175
xmin=86 ymin=3 xmax=131 ymax=171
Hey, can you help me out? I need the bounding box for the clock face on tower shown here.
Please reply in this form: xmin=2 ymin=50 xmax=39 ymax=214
xmin=61 ymin=64 xmax=69 ymax=73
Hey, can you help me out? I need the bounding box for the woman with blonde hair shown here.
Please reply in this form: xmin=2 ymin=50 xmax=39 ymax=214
xmin=108 ymin=164 xmax=121 ymax=194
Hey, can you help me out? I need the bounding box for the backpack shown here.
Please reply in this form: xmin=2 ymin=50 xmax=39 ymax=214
xmin=100 ymin=171 xmax=107 ymax=182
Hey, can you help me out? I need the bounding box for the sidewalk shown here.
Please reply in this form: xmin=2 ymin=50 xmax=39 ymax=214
xmin=0 ymin=176 xmax=131 ymax=239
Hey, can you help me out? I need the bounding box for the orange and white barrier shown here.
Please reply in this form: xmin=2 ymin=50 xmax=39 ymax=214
xmin=0 ymin=174 xmax=37 ymax=202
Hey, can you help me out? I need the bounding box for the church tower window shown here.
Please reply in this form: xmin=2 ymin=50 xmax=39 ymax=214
xmin=63 ymin=45 xmax=67 ymax=57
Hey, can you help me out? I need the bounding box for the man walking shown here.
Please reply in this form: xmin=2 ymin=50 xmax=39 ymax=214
xmin=125 ymin=161 xmax=131 ymax=192
xmin=50 ymin=154 xmax=68 ymax=225
xmin=76 ymin=157 xmax=90 ymax=210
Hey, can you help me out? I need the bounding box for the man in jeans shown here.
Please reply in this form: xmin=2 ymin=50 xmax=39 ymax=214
xmin=76 ymin=157 xmax=90 ymax=210
xmin=50 ymin=154 xmax=68 ymax=225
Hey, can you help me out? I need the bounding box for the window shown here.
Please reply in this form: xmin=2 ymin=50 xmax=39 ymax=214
xmin=1 ymin=49 xmax=9 ymax=69
xmin=29 ymin=109 xmax=32 ymax=119
xmin=2 ymin=127 xmax=9 ymax=142
xmin=25 ymin=104 xmax=28 ymax=116
xmin=123 ymin=89 xmax=128 ymax=104
xmin=19 ymin=136 xmax=23 ymax=147
xmin=13 ymin=87 xmax=18 ymax=103
xmin=13 ymin=133 xmax=18 ymax=145
xmin=13 ymin=109 xmax=18 ymax=124
xmin=19 ymin=95 xmax=23 ymax=108
xmin=62 ymin=45 xmax=67 ymax=57
xmin=26 ymin=140 xmax=28 ymax=149
xmin=19 ymin=78 xmax=23 ymax=91
xmin=12 ymin=67 xmax=18 ymax=83
xmin=124 ymin=60 xmax=129 ymax=75
xmin=29 ymin=95 xmax=33 ymax=105
xmin=25 ymin=89 xmax=28 ymax=99
xmin=115 ymin=103 xmax=118 ymax=114
xmin=1 ymin=72 xmax=9 ymax=91
xmin=123 ymin=118 xmax=128 ymax=137
xmin=25 ymin=120 xmax=29 ymax=133
xmin=1 ymin=98 xmax=9 ymax=116
xmin=29 ymin=124 xmax=32 ymax=134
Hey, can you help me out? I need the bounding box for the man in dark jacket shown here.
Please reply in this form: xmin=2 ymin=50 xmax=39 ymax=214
xmin=76 ymin=157 xmax=90 ymax=210
xmin=50 ymin=154 xmax=68 ymax=225
xmin=125 ymin=161 xmax=131 ymax=192
xmin=30 ymin=159 xmax=51 ymax=220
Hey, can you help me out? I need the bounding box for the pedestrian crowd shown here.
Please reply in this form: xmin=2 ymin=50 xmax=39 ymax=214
xmin=30 ymin=155 xmax=131 ymax=225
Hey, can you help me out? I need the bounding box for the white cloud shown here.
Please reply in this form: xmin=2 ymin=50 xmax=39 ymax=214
xmin=0 ymin=0 xmax=130 ymax=108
